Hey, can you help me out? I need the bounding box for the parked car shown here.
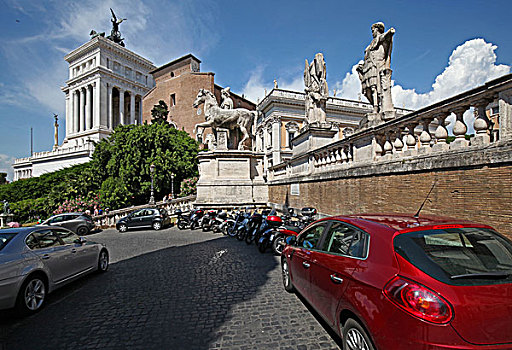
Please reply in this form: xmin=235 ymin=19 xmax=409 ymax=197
xmin=116 ymin=208 xmax=170 ymax=232
xmin=39 ymin=213 xmax=95 ymax=235
xmin=281 ymin=214 xmax=512 ymax=350
xmin=0 ymin=226 xmax=109 ymax=315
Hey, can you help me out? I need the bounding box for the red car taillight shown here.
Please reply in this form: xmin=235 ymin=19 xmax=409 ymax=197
xmin=383 ymin=276 xmax=453 ymax=324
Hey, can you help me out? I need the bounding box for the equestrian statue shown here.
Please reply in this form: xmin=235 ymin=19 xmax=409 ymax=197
xmin=193 ymin=89 xmax=257 ymax=151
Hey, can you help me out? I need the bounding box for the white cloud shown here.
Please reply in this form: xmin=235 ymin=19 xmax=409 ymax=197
xmin=1 ymin=0 xmax=220 ymax=118
xmin=242 ymin=68 xmax=305 ymax=103
xmin=339 ymin=39 xmax=510 ymax=110
xmin=0 ymin=154 xmax=15 ymax=181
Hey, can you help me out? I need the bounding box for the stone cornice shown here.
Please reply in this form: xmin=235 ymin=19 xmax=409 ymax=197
xmin=64 ymin=36 xmax=155 ymax=70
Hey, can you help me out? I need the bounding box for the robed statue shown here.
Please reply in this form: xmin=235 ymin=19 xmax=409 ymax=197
xmin=357 ymin=22 xmax=396 ymax=120
xmin=304 ymin=53 xmax=329 ymax=125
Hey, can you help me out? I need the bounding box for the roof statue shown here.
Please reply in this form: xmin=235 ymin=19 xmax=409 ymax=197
xmin=357 ymin=22 xmax=396 ymax=123
xmin=193 ymin=89 xmax=257 ymax=150
xmin=107 ymin=8 xmax=126 ymax=47
xmin=304 ymin=53 xmax=329 ymax=125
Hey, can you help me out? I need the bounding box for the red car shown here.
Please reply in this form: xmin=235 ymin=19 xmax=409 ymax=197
xmin=281 ymin=214 xmax=512 ymax=350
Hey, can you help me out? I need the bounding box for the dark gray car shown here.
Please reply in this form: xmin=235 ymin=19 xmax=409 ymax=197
xmin=0 ymin=226 xmax=108 ymax=315
xmin=40 ymin=213 xmax=95 ymax=235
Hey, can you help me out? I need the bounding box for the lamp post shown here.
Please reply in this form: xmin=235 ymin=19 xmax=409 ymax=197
xmin=170 ymin=173 xmax=175 ymax=199
xmin=149 ymin=164 xmax=156 ymax=205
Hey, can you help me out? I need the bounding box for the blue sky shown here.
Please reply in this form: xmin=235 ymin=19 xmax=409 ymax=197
xmin=1 ymin=0 xmax=511 ymax=179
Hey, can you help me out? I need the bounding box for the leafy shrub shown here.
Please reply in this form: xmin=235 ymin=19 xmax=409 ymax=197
xmin=180 ymin=177 xmax=198 ymax=197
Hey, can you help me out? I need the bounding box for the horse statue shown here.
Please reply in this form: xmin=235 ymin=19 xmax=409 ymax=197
xmin=193 ymin=89 xmax=257 ymax=150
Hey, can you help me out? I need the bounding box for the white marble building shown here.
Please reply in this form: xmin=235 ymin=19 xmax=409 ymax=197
xmin=13 ymin=36 xmax=156 ymax=181
xmin=255 ymin=88 xmax=414 ymax=173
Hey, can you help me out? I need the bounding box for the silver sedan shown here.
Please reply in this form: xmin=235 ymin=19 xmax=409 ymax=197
xmin=0 ymin=226 xmax=109 ymax=315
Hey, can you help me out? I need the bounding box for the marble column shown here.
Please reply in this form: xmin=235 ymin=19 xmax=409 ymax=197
xmin=271 ymin=118 xmax=281 ymax=165
xmin=85 ymin=85 xmax=92 ymax=130
xmin=73 ymin=90 xmax=79 ymax=133
xmin=93 ymin=80 xmax=101 ymax=129
xmin=79 ymin=88 xmax=85 ymax=132
xmin=65 ymin=94 xmax=70 ymax=136
xmin=119 ymin=88 xmax=125 ymax=125
xmin=138 ymin=97 xmax=143 ymax=124
xmin=107 ymin=84 xmax=113 ymax=129
xmin=130 ymin=92 xmax=135 ymax=124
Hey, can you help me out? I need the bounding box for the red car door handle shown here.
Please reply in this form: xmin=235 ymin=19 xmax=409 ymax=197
xmin=330 ymin=274 xmax=344 ymax=284
xmin=302 ymin=262 xmax=310 ymax=268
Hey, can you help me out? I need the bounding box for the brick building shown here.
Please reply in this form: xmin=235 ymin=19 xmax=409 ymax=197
xmin=142 ymin=54 xmax=255 ymax=140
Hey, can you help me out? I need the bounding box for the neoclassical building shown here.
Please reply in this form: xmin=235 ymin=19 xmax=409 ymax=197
xmin=13 ymin=36 xmax=156 ymax=180
xmin=255 ymin=88 xmax=413 ymax=173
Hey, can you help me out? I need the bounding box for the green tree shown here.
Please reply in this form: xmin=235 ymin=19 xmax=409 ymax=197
xmin=0 ymin=173 xmax=7 ymax=185
xmin=90 ymin=122 xmax=199 ymax=209
xmin=150 ymin=100 xmax=169 ymax=124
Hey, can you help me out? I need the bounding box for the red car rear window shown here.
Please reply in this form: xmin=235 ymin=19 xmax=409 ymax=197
xmin=394 ymin=228 xmax=512 ymax=286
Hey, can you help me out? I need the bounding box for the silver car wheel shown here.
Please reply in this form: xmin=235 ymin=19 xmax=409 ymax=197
xmin=24 ymin=278 xmax=46 ymax=311
xmin=152 ymin=221 xmax=162 ymax=230
xmin=99 ymin=250 xmax=109 ymax=272
xmin=346 ymin=328 xmax=370 ymax=350
xmin=118 ymin=224 xmax=127 ymax=232
xmin=282 ymin=261 xmax=290 ymax=288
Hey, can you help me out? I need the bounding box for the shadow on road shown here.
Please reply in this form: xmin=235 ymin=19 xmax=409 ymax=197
xmin=0 ymin=236 xmax=278 ymax=350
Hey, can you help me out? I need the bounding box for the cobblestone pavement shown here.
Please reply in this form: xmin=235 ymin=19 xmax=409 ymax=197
xmin=0 ymin=227 xmax=342 ymax=350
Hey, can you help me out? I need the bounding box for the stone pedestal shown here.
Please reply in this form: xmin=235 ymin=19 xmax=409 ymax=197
xmin=215 ymin=128 xmax=229 ymax=151
xmin=292 ymin=122 xmax=338 ymax=157
xmin=358 ymin=113 xmax=383 ymax=130
xmin=0 ymin=213 xmax=14 ymax=228
xmin=195 ymin=150 xmax=268 ymax=208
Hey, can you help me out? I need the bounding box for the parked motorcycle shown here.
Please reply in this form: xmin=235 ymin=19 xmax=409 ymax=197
xmin=235 ymin=211 xmax=252 ymax=241
xmin=189 ymin=209 xmax=204 ymax=230
xmin=244 ymin=212 xmax=263 ymax=245
xmin=272 ymin=207 xmax=317 ymax=255
xmin=227 ymin=210 xmax=244 ymax=237
xmin=211 ymin=211 xmax=228 ymax=233
xmin=257 ymin=215 xmax=283 ymax=254
xmin=201 ymin=210 xmax=217 ymax=232
xmin=175 ymin=209 xmax=192 ymax=230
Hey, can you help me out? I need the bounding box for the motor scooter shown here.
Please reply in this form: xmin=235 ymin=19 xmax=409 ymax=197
xmin=211 ymin=211 xmax=228 ymax=233
xmin=257 ymin=215 xmax=283 ymax=254
xmin=189 ymin=209 xmax=204 ymax=230
xmin=175 ymin=209 xmax=192 ymax=230
xmin=201 ymin=210 xmax=217 ymax=232
xmin=227 ymin=210 xmax=243 ymax=237
xmin=235 ymin=210 xmax=252 ymax=241
xmin=271 ymin=207 xmax=317 ymax=255
xmin=244 ymin=212 xmax=263 ymax=245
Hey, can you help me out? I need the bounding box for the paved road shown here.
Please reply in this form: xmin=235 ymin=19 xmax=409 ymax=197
xmin=0 ymin=227 xmax=342 ymax=350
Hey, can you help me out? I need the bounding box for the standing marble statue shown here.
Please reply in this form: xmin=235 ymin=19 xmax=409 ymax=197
xmin=220 ymin=87 xmax=234 ymax=109
xmin=357 ymin=22 xmax=396 ymax=121
xmin=53 ymin=114 xmax=59 ymax=149
xmin=304 ymin=53 xmax=329 ymax=124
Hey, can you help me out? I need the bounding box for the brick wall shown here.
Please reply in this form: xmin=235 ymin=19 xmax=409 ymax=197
xmin=269 ymin=164 xmax=512 ymax=238
xmin=143 ymin=72 xmax=215 ymax=135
